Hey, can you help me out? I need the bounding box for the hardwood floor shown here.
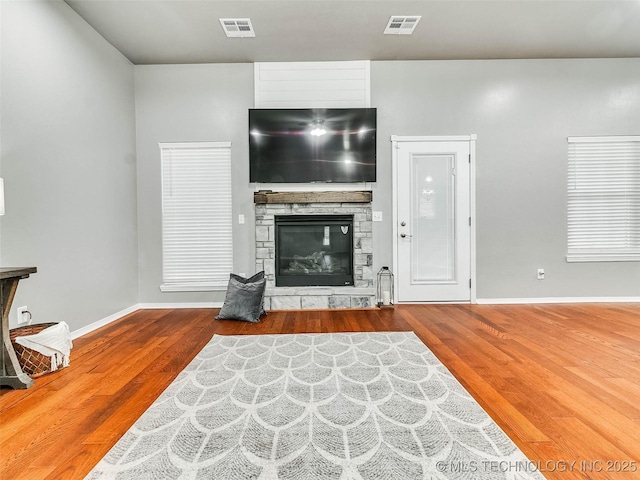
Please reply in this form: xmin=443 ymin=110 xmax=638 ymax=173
xmin=1 ymin=304 xmax=639 ymax=479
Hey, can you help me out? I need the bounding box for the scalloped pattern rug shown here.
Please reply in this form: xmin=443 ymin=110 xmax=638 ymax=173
xmin=86 ymin=332 xmax=545 ymax=480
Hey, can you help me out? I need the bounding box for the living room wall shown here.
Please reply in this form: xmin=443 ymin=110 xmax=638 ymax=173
xmin=135 ymin=58 xmax=640 ymax=304
xmin=373 ymin=59 xmax=640 ymax=300
xmin=0 ymin=0 xmax=138 ymax=331
xmin=3 ymin=3 xmax=638 ymax=336
xmin=135 ymin=64 xmax=254 ymax=305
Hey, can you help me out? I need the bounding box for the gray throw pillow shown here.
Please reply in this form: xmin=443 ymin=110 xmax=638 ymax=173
xmin=216 ymin=272 xmax=267 ymax=322
xmin=230 ymin=271 xmax=267 ymax=317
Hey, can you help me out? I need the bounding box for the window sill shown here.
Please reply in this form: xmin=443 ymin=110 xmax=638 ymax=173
xmin=566 ymin=254 xmax=640 ymax=263
xmin=160 ymin=283 xmax=227 ymax=292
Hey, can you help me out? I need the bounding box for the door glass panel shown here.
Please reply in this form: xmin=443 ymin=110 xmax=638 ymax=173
xmin=411 ymin=154 xmax=455 ymax=283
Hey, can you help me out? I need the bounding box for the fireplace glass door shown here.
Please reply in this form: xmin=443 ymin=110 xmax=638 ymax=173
xmin=275 ymin=215 xmax=354 ymax=287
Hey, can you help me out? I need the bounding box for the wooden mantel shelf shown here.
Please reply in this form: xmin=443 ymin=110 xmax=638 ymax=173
xmin=254 ymin=190 xmax=372 ymax=204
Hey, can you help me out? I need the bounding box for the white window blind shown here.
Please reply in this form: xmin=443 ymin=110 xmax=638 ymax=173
xmin=160 ymin=142 xmax=233 ymax=291
xmin=567 ymin=136 xmax=640 ymax=262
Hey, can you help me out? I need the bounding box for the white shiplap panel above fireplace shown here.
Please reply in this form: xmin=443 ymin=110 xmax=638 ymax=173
xmin=254 ymin=60 xmax=370 ymax=108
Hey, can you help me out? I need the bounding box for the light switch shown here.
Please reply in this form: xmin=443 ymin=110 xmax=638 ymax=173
xmin=239 ymin=214 xmax=245 ymax=224
xmin=373 ymin=211 xmax=383 ymax=222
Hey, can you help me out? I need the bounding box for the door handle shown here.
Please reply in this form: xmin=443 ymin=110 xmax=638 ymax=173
xmin=400 ymin=233 xmax=412 ymax=238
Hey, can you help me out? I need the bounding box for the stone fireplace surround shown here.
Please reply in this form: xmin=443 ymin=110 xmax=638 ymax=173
xmin=254 ymin=191 xmax=375 ymax=310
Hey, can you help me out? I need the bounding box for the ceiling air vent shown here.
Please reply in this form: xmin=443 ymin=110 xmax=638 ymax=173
xmin=384 ymin=16 xmax=422 ymax=35
xmin=219 ymin=18 xmax=255 ymax=38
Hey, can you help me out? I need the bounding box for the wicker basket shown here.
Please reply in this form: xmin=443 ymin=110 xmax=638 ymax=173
xmin=10 ymin=323 xmax=59 ymax=377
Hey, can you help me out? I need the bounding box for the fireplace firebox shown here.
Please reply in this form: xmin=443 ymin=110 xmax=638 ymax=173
xmin=275 ymin=215 xmax=354 ymax=287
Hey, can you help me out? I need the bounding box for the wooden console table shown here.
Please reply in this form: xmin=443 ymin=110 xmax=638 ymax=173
xmin=1 ymin=267 xmax=37 ymax=389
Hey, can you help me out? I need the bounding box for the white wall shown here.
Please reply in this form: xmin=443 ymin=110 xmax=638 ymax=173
xmin=372 ymin=59 xmax=640 ymax=300
xmin=3 ymin=2 xmax=640 ymax=333
xmin=0 ymin=0 xmax=138 ymax=330
xmin=135 ymin=64 xmax=254 ymax=304
xmin=134 ymin=58 xmax=640 ymax=303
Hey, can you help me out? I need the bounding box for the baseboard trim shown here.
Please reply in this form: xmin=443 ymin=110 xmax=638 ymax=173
xmin=70 ymin=304 xmax=141 ymax=340
xmin=137 ymin=302 xmax=223 ymax=309
xmin=476 ymin=297 xmax=640 ymax=305
xmin=64 ymin=297 xmax=640 ymax=340
xmin=69 ymin=303 xmax=224 ymax=339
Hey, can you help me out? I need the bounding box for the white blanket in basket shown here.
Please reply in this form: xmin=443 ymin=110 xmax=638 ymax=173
xmin=15 ymin=322 xmax=73 ymax=372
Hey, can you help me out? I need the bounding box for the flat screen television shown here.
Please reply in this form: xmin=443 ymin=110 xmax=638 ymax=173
xmin=249 ymin=108 xmax=376 ymax=183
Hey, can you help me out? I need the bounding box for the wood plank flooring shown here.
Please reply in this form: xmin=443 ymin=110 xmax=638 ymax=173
xmin=1 ymin=304 xmax=639 ymax=479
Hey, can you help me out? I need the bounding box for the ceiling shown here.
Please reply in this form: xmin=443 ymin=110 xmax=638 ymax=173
xmin=63 ymin=1 xmax=640 ymax=65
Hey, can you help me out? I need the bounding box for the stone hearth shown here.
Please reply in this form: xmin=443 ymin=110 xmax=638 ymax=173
xmin=254 ymin=191 xmax=375 ymax=310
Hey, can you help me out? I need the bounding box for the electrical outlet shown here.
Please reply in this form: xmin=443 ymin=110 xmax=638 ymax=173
xmin=537 ymin=268 xmax=545 ymax=280
xmin=372 ymin=211 xmax=383 ymax=222
xmin=17 ymin=306 xmax=30 ymax=324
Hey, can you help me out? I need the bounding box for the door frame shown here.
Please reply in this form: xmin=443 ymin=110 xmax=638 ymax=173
xmin=390 ymin=135 xmax=477 ymax=304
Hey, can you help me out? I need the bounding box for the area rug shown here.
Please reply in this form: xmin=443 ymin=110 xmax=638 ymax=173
xmin=86 ymin=332 xmax=546 ymax=479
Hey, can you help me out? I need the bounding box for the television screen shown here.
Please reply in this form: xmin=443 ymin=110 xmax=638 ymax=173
xmin=249 ymin=108 xmax=376 ymax=183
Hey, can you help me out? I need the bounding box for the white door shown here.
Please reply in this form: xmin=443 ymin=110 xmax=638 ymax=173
xmin=393 ymin=137 xmax=473 ymax=302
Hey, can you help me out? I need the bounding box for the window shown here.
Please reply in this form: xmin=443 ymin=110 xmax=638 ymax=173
xmin=567 ymin=136 xmax=640 ymax=262
xmin=160 ymin=142 xmax=233 ymax=291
